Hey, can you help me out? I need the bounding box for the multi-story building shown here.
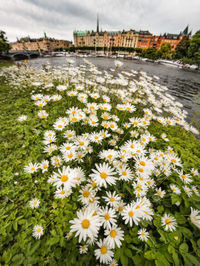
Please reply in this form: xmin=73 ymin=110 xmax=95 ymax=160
xmin=137 ymin=31 xmax=153 ymax=49
xmin=149 ymin=34 xmax=184 ymax=50
xmin=74 ymin=17 xmax=191 ymax=52
xmin=121 ymin=30 xmax=139 ymax=48
xmin=10 ymin=34 xmax=73 ymax=53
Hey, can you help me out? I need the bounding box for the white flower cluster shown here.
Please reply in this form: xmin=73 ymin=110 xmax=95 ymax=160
xmin=13 ymin=60 xmax=200 ymax=265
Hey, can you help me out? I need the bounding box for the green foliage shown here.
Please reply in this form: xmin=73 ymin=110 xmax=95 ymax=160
xmin=0 ymin=62 xmax=200 ymax=266
xmin=141 ymin=48 xmax=159 ymax=60
xmin=0 ymin=30 xmax=10 ymax=54
xmin=187 ymin=30 xmax=200 ymax=66
xmin=174 ymin=36 xmax=190 ymax=59
xmin=156 ymin=43 xmax=172 ymax=59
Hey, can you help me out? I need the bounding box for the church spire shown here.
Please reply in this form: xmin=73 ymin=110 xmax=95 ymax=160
xmin=97 ymin=13 xmax=99 ymax=33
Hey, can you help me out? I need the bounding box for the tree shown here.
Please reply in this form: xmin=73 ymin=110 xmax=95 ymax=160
xmin=187 ymin=30 xmax=200 ymax=66
xmin=174 ymin=36 xmax=190 ymax=59
xmin=0 ymin=30 xmax=9 ymax=54
xmin=156 ymin=43 xmax=172 ymax=59
xmin=141 ymin=48 xmax=158 ymax=60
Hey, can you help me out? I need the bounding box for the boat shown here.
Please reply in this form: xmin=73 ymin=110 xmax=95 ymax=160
xmin=156 ymin=59 xmax=183 ymax=68
xmin=53 ymin=52 xmax=65 ymax=57
xmin=132 ymin=56 xmax=140 ymax=60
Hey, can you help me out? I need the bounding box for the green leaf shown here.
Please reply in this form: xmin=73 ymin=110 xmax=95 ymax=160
xmin=168 ymin=245 xmax=175 ymax=254
xmin=124 ymin=248 xmax=132 ymax=258
xmin=12 ymin=254 xmax=24 ymax=264
xmin=171 ymin=194 xmax=181 ymax=205
xmin=120 ymin=253 xmax=129 ymax=266
xmin=174 ymin=213 xmax=186 ymax=224
xmin=197 ymin=239 xmax=200 ymax=248
xmin=124 ymin=235 xmax=132 ymax=244
xmin=183 ymin=253 xmax=200 ymax=266
xmin=179 ymin=227 xmax=192 ymax=239
xmin=172 ymin=252 xmax=179 ymax=266
xmin=144 ymin=250 xmax=156 ymax=260
xmin=179 ymin=243 xmax=188 ymax=254
xmin=28 ymin=241 xmax=41 ymax=255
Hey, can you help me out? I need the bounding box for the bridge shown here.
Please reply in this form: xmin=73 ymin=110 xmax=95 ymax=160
xmin=1 ymin=50 xmax=41 ymax=61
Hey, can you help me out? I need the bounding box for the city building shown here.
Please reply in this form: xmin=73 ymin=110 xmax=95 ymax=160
xmin=10 ymin=33 xmax=73 ymax=53
xmin=74 ymin=16 xmax=191 ymax=51
xmin=137 ymin=31 xmax=152 ymax=49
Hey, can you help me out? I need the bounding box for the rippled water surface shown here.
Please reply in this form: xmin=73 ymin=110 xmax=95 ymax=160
xmin=28 ymin=57 xmax=200 ymax=123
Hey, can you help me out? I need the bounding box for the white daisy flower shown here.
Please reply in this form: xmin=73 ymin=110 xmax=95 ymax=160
xmin=138 ymin=228 xmax=150 ymax=242
xmin=70 ymin=207 xmax=101 ymax=242
xmin=90 ymin=163 xmax=117 ymax=188
xmin=79 ymin=245 xmax=88 ymax=254
xmin=18 ymin=115 xmax=27 ymax=121
xmin=104 ymin=226 xmax=124 ymax=248
xmin=29 ymin=198 xmax=40 ymax=209
xmin=24 ymin=162 xmax=39 ymax=174
xmin=190 ymin=207 xmax=200 ymax=229
xmin=99 ymin=206 xmax=117 ymax=230
xmin=103 ymin=191 xmax=121 ymax=208
xmin=32 ymin=225 xmax=44 ymax=239
xmin=94 ymin=239 xmax=114 ymax=264
xmin=161 ymin=214 xmax=177 ymax=231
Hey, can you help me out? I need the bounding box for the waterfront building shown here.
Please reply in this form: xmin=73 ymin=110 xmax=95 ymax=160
xmin=137 ymin=31 xmax=152 ymax=49
xmin=74 ymin=16 xmax=191 ymax=52
xmin=10 ymin=33 xmax=73 ymax=53
xmin=121 ymin=30 xmax=139 ymax=48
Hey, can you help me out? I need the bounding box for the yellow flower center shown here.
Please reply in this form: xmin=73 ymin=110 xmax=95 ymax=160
xmin=43 ymin=165 xmax=48 ymax=169
xmin=110 ymin=197 xmax=115 ymax=202
xmin=33 ymin=201 xmax=37 ymax=205
xmin=100 ymin=172 xmax=108 ymax=179
xmin=118 ymin=206 xmax=123 ymax=212
xmin=165 ymin=218 xmax=171 ymax=225
xmin=139 ymin=168 xmax=144 ymax=173
xmin=101 ymin=246 xmax=107 ymax=254
xmin=66 ymin=146 xmax=71 ymax=150
xmin=129 ymin=211 xmax=134 ymax=217
xmin=122 ymin=171 xmax=127 ymax=176
xmin=83 ymin=191 xmax=90 ymax=198
xmin=141 ymin=232 xmax=145 ymax=237
xmin=171 ymin=159 xmax=177 ymax=163
xmin=31 ymin=167 xmax=35 ymax=171
xmin=61 ymin=175 xmax=68 ymax=182
xmin=181 ymin=174 xmax=186 ymax=179
xmin=104 ymin=213 xmax=110 ymax=220
xmin=140 ymin=161 xmax=146 ymax=166
xmin=68 ymin=154 xmax=73 ymax=158
xmin=79 ymin=141 xmax=84 ymax=146
xmin=92 ymin=181 xmax=97 ymax=187
xmin=81 ymin=219 xmax=90 ymax=229
xmin=110 ymin=230 xmax=117 ymax=238
xmin=37 ymin=228 xmax=41 ymax=233
xmin=58 ymin=125 xmax=63 ymax=128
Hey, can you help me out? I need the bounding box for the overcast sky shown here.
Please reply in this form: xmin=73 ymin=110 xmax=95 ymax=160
xmin=1 ymin=0 xmax=200 ymax=42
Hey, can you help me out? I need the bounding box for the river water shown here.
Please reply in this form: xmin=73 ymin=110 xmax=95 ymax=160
xmin=28 ymin=57 xmax=200 ymax=124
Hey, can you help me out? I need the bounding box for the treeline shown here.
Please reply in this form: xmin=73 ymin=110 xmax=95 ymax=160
xmin=54 ymin=44 xmax=174 ymax=61
xmin=173 ymin=30 xmax=200 ymax=65
xmin=54 ymin=46 xmax=143 ymax=53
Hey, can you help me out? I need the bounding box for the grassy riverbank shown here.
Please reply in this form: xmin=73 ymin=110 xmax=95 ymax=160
xmin=0 ymin=61 xmax=200 ymax=265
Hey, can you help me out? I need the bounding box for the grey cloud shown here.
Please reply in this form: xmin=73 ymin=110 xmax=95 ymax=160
xmin=0 ymin=0 xmax=199 ymax=42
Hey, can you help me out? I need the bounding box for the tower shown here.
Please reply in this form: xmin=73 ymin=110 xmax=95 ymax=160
xmin=97 ymin=13 xmax=99 ymax=33
xmin=183 ymin=25 xmax=189 ymax=35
